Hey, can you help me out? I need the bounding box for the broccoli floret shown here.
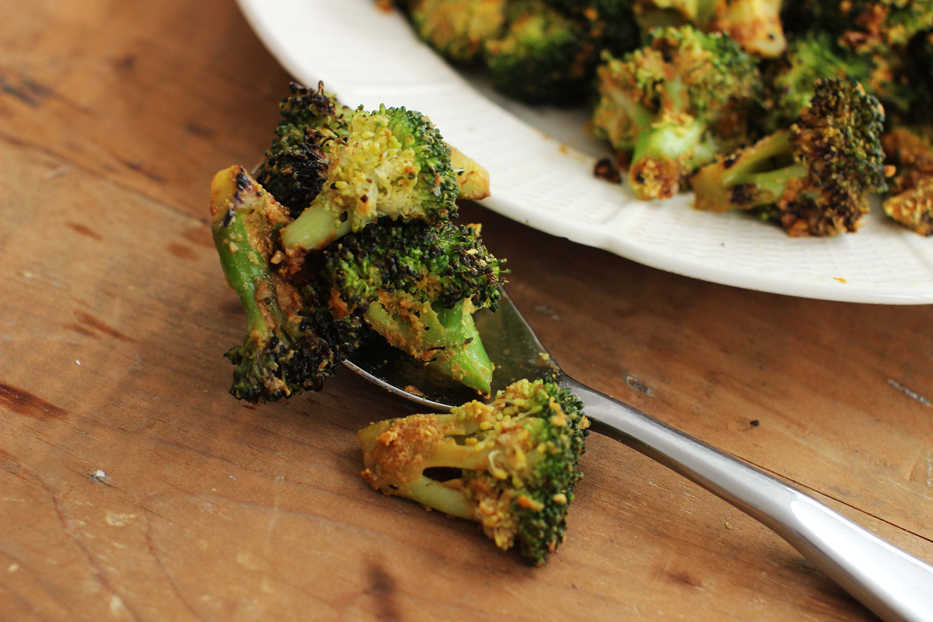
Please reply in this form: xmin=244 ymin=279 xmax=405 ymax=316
xmin=209 ymin=166 xmax=361 ymax=402
xmin=323 ymin=219 xmax=506 ymax=395
xmin=783 ymin=0 xmax=933 ymax=53
xmin=633 ymin=0 xmax=787 ymax=57
xmin=408 ymin=0 xmax=508 ymax=64
xmin=358 ymin=378 xmax=589 ymax=565
xmin=256 ymin=82 xmax=459 ymax=256
xmin=881 ymin=125 xmax=933 ymax=234
xmin=690 ymin=78 xmax=888 ymax=236
xmin=484 ymin=0 xmax=597 ymax=104
xmin=592 ymin=25 xmax=760 ymax=199
xmin=762 ymin=32 xmax=874 ymax=130
xmin=761 ymin=32 xmax=914 ymax=131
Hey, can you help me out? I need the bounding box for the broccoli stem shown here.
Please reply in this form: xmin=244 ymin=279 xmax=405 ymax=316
xmin=212 ymin=208 xmax=277 ymax=339
xmin=407 ymin=477 xmax=476 ymax=519
xmin=210 ymin=166 xmax=287 ymax=339
xmin=691 ymin=129 xmax=805 ymax=212
xmin=280 ymin=199 xmax=353 ymax=252
xmin=365 ymin=298 xmax=495 ymax=395
xmin=629 ymin=116 xmax=712 ymax=199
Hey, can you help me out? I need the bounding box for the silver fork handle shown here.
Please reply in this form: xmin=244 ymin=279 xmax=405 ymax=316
xmin=563 ymin=377 xmax=933 ymax=622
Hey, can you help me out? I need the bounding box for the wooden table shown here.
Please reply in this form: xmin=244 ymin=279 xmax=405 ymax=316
xmin=2 ymin=2 xmax=931 ymax=620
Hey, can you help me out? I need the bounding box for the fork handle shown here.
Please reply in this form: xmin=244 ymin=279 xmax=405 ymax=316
xmin=562 ymin=376 xmax=933 ymax=622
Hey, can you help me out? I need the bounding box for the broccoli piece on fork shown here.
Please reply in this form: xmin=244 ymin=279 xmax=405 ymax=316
xmin=359 ymin=378 xmax=589 ymax=565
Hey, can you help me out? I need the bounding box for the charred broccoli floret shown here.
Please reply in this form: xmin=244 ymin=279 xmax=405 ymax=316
xmin=881 ymin=126 xmax=933 ymax=234
xmin=484 ymin=0 xmax=596 ymax=104
xmin=633 ymin=0 xmax=787 ymax=57
xmin=323 ymin=219 xmax=506 ymax=395
xmin=408 ymin=0 xmax=508 ymax=64
xmin=256 ymin=82 xmax=460 ymax=255
xmin=691 ymin=78 xmax=888 ymax=236
xmin=210 ymin=166 xmax=360 ymax=402
xmin=592 ymin=26 xmax=760 ymax=199
xmin=358 ymin=378 xmax=589 ymax=566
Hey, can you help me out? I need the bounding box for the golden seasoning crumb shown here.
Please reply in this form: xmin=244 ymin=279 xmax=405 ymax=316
xmin=552 ymin=493 xmax=568 ymax=505
xmin=833 ymin=277 xmax=847 ymax=284
xmin=404 ymin=384 xmax=425 ymax=397
xmin=549 ymin=413 xmax=567 ymax=427
xmin=516 ymin=495 xmax=545 ymax=511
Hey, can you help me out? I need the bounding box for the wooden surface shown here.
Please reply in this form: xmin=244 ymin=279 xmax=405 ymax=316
xmin=2 ymin=1 xmax=932 ymax=620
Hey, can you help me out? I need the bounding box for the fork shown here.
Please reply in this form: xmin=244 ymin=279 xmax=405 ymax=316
xmin=344 ymin=290 xmax=933 ymax=622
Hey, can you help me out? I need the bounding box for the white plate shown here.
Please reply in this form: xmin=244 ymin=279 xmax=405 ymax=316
xmin=236 ymin=0 xmax=933 ymax=304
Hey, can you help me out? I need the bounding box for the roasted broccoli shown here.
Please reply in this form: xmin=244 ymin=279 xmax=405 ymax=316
xmin=255 ymin=82 xmax=460 ymax=256
xmin=592 ymin=26 xmax=760 ymax=199
xmin=323 ymin=219 xmax=506 ymax=395
xmin=210 ymin=166 xmax=361 ymax=401
xmin=881 ymin=126 xmax=933 ymax=234
xmin=690 ymin=78 xmax=888 ymax=236
xmin=408 ymin=0 xmax=508 ymax=64
xmin=211 ymin=83 xmax=500 ymax=402
xmin=358 ymin=378 xmax=589 ymax=565
xmin=484 ymin=0 xmax=597 ymax=104
xmin=761 ymin=32 xmax=873 ymax=130
xmin=633 ymin=0 xmax=787 ymax=57
xmin=782 ymin=0 xmax=933 ymax=53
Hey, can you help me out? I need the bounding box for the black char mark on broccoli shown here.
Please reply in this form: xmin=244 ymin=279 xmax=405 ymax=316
xmin=358 ymin=378 xmax=589 ymax=566
xmin=255 ymin=82 xmax=345 ymax=219
xmin=209 ymin=165 xmax=361 ymax=402
xmin=257 ymin=82 xmax=459 ymax=259
xmin=691 ymin=78 xmax=888 ymax=236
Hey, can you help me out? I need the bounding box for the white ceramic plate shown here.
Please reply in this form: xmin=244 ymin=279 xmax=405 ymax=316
xmin=236 ymin=0 xmax=933 ymax=304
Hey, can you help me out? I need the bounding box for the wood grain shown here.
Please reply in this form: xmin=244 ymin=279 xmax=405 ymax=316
xmin=1 ymin=1 xmax=931 ymax=620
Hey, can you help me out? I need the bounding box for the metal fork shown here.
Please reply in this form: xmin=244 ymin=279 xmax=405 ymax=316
xmin=344 ymin=291 xmax=933 ymax=622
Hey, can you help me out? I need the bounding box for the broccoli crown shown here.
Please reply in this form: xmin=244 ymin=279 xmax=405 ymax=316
xmin=691 ymin=78 xmax=888 ymax=236
xmin=255 ymin=82 xmax=347 ymax=218
xmin=320 ymin=218 xmax=504 ymax=395
xmin=484 ymin=0 xmax=596 ymax=104
xmin=358 ymin=378 xmax=589 ymax=566
xmin=592 ymin=25 xmax=760 ymax=198
xmin=409 ymin=0 xmax=507 ymax=64
xmin=323 ymin=218 xmax=506 ymax=312
xmin=763 ymin=32 xmax=873 ymax=130
xmin=264 ymin=84 xmax=458 ymax=254
xmin=209 ymin=166 xmax=360 ymax=402
xmin=783 ymin=0 xmax=933 ymax=52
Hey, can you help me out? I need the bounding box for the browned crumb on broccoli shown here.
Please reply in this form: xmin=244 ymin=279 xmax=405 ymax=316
xmin=881 ymin=128 xmax=933 ymax=235
xmin=883 ymin=178 xmax=933 ymax=235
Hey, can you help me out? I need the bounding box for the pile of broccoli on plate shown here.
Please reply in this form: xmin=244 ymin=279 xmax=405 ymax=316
xmin=391 ymin=0 xmax=933 ymax=236
xmin=209 ymin=82 xmax=589 ymax=565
